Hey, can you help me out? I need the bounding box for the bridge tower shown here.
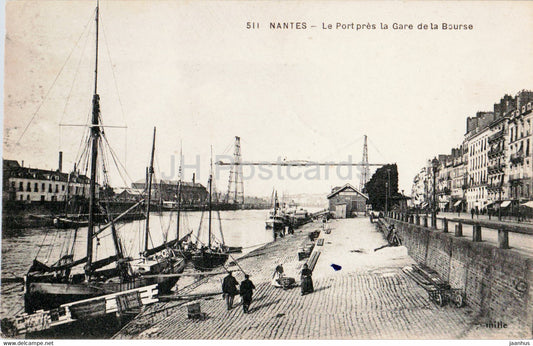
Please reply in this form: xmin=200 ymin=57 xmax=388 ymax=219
xmin=359 ymin=135 xmax=370 ymax=192
xmin=227 ymin=136 xmax=245 ymax=206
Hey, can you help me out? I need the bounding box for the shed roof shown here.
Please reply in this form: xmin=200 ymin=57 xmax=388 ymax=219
xmin=327 ymin=183 xmax=369 ymax=200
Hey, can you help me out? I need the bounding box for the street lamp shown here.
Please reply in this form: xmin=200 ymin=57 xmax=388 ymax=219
xmin=385 ymin=169 xmax=391 ymax=217
xmin=431 ymin=158 xmax=439 ymax=228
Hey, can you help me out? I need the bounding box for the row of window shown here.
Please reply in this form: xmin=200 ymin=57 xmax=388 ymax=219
xmin=509 ymin=119 xmax=532 ymax=143
xmin=469 ymin=135 xmax=488 ymax=156
xmin=18 ymin=194 xmax=61 ymax=201
xmin=467 ymin=186 xmax=486 ymax=201
xmin=509 ymin=184 xmax=532 ymax=199
xmin=469 ymin=154 xmax=487 ymax=171
xmin=509 ymin=139 xmax=531 ymax=156
xmin=13 ymin=181 xmax=86 ymax=195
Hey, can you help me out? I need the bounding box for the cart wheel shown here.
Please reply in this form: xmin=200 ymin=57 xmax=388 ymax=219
xmin=434 ymin=292 xmax=445 ymax=307
xmin=452 ymin=292 xmax=464 ymax=308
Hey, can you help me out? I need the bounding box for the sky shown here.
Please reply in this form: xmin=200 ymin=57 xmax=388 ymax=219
xmin=3 ymin=0 xmax=533 ymax=197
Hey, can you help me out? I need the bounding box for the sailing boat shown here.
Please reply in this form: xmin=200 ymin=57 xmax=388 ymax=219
xmin=23 ymin=2 xmax=181 ymax=314
xmin=170 ymin=145 xmax=197 ymax=260
xmin=189 ymin=150 xmax=229 ymax=271
xmin=128 ymin=127 xmax=186 ymax=291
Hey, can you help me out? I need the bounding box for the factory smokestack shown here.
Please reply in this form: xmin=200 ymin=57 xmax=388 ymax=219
xmin=58 ymin=151 xmax=63 ymax=172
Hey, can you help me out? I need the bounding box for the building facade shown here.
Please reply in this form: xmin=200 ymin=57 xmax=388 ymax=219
xmin=131 ymin=178 xmax=208 ymax=206
xmin=464 ymin=112 xmax=496 ymax=211
xmin=450 ymin=146 xmax=466 ymax=211
xmin=2 ymin=159 xmax=90 ymax=202
xmin=487 ymin=115 xmax=508 ymax=206
xmin=327 ymin=184 xmax=368 ymax=218
xmin=413 ymin=89 xmax=533 ymax=215
xmin=411 ymin=167 xmax=429 ymax=209
xmin=437 ymin=154 xmax=453 ymax=211
xmin=507 ymin=91 xmax=533 ymax=202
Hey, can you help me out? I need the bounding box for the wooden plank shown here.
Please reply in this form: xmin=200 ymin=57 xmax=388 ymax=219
xmin=7 ymin=284 xmax=159 ymax=336
xmin=140 ymin=270 xmax=230 ymax=278
xmin=307 ymin=251 xmax=321 ymax=271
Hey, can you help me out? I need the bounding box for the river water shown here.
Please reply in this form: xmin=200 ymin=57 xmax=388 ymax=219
xmin=0 ymin=209 xmax=275 ymax=318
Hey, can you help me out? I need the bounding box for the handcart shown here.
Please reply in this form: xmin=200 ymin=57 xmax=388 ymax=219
xmin=428 ymin=284 xmax=465 ymax=308
xmin=403 ymin=265 xmax=465 ymax=308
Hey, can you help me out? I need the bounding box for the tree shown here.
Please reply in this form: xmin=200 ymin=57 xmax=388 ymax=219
xmin=364 ymin=164 xmax=400 ymax=211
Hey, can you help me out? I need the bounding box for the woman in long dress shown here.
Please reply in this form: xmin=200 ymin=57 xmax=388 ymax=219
xmin=300 ymin=263 xmax=314 ymax=295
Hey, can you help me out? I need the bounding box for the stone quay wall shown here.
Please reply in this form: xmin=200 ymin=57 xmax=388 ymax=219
xmin=374 ymin=215 xmax=533 ymax=335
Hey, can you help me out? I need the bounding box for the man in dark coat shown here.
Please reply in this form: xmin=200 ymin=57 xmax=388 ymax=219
xmin=222 ymin=271 xmax=239 ymax=310
xmin=239 ymin=274 xmax=256 ymax=313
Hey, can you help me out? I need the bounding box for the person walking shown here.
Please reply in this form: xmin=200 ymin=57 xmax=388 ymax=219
xmin=222 ymin=271 xmax=239 ymax=310
xmin=470 ymin=208 xmax=475 ymax=219
xmin=475 ymin=206 xmax=480 ymax=219
xmin=300 ymin=263 xmax=314 ymax=296
xmin=239 ymin=274 xmax=256 ymax=313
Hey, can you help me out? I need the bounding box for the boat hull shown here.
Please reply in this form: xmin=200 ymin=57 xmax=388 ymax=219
xmin=24 ymin=258 xmax=185 ymax=314
xmin=265 ymin=219 xmax=285 ymax=230
xmin=191 ymin=251 xmax=229 ymax=271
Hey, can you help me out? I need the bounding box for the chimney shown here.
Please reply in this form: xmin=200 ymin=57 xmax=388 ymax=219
xmin=58 ymin=151 xmax=63 ymax=172
xmin=192 ymin=173 xmax=196 ymax=184
xmin=21 ymin=160 xmax=24 ymax=167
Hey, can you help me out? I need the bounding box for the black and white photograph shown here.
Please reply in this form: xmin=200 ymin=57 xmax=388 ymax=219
xmin=1 ymin=0 xmax=532 ymax=342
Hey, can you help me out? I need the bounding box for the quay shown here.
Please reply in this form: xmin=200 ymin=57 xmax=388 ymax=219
xmin=114 ymin=216 xmax=531 ymax=339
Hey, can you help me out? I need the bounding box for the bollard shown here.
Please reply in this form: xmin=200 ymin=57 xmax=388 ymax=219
xmin=442 ymin=218 xmax=448 ymax=233
xmin=473 ymin=224 xmax=482 ymax=242
xmin=416 ymin=215 xmax=420 ymax=226
xmin=498 ymin=229 xmax=509 ymax=249
xmin=423 ymin=216 xmax=428 ymax=227
xmin=455 ymin=223 xmax=463 ymax=237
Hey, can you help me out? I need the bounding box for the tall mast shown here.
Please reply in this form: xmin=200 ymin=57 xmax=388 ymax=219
xmin=176 ymin=143 xmax=182 ymax=242
xmin=144 ymin=127 xmax=156 ymax=253
xmin=94 ymin=0 xmax=99 ymax=94
xmin=86 ymin=0 xmax=101 ymax=277
xmin=208 ymin=146 xmax=213 ymax=248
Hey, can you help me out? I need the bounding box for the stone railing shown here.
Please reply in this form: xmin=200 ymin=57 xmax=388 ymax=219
xmin=383 ymin=210 xmax=533 ymax=249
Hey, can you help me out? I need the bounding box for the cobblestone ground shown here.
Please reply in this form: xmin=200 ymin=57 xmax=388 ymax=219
xmin=114 ymin=218 xmax=529 ymax=339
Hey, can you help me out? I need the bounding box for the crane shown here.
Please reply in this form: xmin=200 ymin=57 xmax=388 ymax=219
xmin=215 ymin=159 xmax=390 ymax=167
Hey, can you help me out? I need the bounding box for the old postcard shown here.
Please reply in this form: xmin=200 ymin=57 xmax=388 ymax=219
xmin=1 ymin=0 xmax=532 ymax=343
